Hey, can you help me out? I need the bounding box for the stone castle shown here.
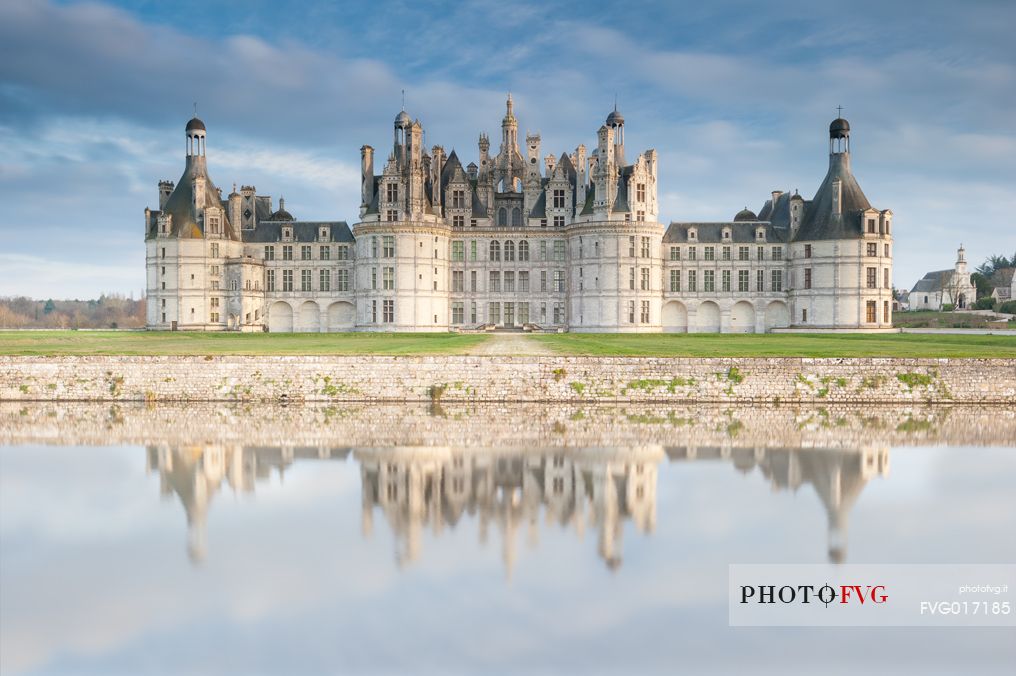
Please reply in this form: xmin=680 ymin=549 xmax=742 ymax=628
xmin=145 ymin=97 xmax=894 ymax=332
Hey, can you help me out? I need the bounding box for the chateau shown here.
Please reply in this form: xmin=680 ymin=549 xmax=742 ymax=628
xmin=145 ymin=98 xmax=894 ymax=332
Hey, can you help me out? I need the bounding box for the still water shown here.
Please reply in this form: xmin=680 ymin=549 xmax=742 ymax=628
xmin=1 ymin=402 xmax=1014 ymax=675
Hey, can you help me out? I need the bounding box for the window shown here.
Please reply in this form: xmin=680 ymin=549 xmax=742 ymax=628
xmin=210 ymin=312 xmax=219 ymax=323
xmin=386 ymin=209 xmax=397 ymax=222
xmin=498 ymin=208 xmax=507 ymax=227
xmin=489 ymin=271 xmax=501 ymax=292
xmin=704 ymin=270 xmax=715 ymax=292
xmin=640 ymin=300 xmax=650 ymax=323
xmin=867 ymin=242 xmax=878 ymax=257
xmin=804 ymin=268 xmax=812 ymax=289
xmin=470 ymin=302 xmax=477 ymax=323
xmin=210 ymin=297 xmax=220 ymax=308
xmin=866 ymin=300 xmax=877 ymax=323
xmin=301 ymin=269 xmax=312 ymax=291
xmin=452 ymin=189 xmax=465 ymax=208
xmin=452 ymin=241 xmax=464 ymax=261
xmin=722 ymin=269 xmax=731 ymax=292
xmin=772 ymin=246 xmax=783 ymax=260
xmin=210 ymin=243 xmax=219 ymax=257
xmin=382 ymin=236 xmax=395 ymax=258
xmin=489 ymin=302 xmax=501 ymax=324
xmin=452 ymin=302 xmax=464 ymax=324
xmin=884 ymin=268 xmax=890 ymax=289
xmin=282 ymin=269 xmax=293 ymax=291
xmin=336 ymin=269 xmax=349 ymax=291
xmin=298 ymin=245 xmax=309 ymax=260
xmin=267 ymin=269 xmax=276 ymax=291
xmin=553 ymin=303 xmax=565 ymax=324
xmin=553 ymin=189 xmax=565 ymax=208
xmin=553 ymin=241 xmax=566 ymax=261
xmin=771 ymin=269 xmax=782 ymax=292
xmin=282 ymin=227 xmax=293 ymax=240
xmin=319 ymin=269 xmax=330 ymax=291
xmin=540 ymin=218 xmax=547 ymax=228
xmin=371 ymin=267 xmax=377 ymax=290
xmin=320 ymin=245 xmax=331 ymax=260
xmin=757 ymin=246 xmax=764 ymax=260
xmin=637 ymin=183 xmax=646 ymax=202
xmin=490 ymin=241 xmax=500 ymax=261
xmin=337 ymin=245 xmax=349 ymax=260
xmin=282 ymin=245 xmax=293 ymax=261
xmin=804 ymin=244 xmax=812 ymax=258
xmin=627 ymin=300 xmax=636 ymax=323
xmin=738 ymin=246 xmax=749 ymax=261
xmin=722 ymin=246 xmax=731 ymax=261
xmin=540 ymin=270 xmax=548 ymax=292
xmin=670 ymin=269 xmax=681 ymax=292
xmin=553 ymin=270 xmax=565 ymax=292
xmin=470 ymin=270 xmax=477 ymax=291
xmin=884 ymin=300 xmax=890 ymax=323
xmin=504 ymin=240 xmax=516 ymax=262
xmin=739 ymin=269 xmax=749 ymax=292
xmin=637 ymin=210 xmax=645 ymax=221
xmin=511 ymin=208 xmax=522 ymax=227
xmin=470 ymin=240 xmax=478 ymax=261
xmin=371 ymin=237 xmax=378 ymax=258
xmin=371 ymin=300 xmax=377 ymax=323
xmin=383 ymin=299 xmax=394 ymax=323
xmin=641 ymin=237 xmax=651 ymax=258
xmin=688 ymin=270 xmax=697 ymax=291
xmin=629 ymin=267 xmax=636 ymax=290
xmin=704 ymin=246 xmax=715 ymax=261
xmin=386 ymin=183 xmax=398 ymax=202
xmin=688 ymin=246 xmax=697 ymax=261
xmin=453 ymin=215 xmax=465 ymax=228
xmin=884 ymin=243 xmax=890 ymax=257
xmin=553 ymin=215 xmax=565 ymax=228
xmin=519 ymin=271 xmax=530 ymax=292
xmin=802 ymin=308 xmax=808 ymax=322
xmin=381 ymin=267 xmax=394 ymax=290
xmin=629 ymin=236 xmax=636 ymax=257
xmin=670 ymin=246 xmax=681 ymax=261
xmin=519 ymin=302 xmax=529 ymax=324
xmin=518 ymin=240 xmax=530 ymax=261
xmin=504 ymin=271 xmax=515 ymax=292
xmin=867 ymin=218 xmax=876 ymax=234
xmin=470 ymin=219 xmax=477 ymax=228
xmin=756 ymin=269 xmax=764 ymax=292
xmin=539 ymin=241 xmax=548 ymax=261
xmin=866 ymin=267 xmax=877 ymax=289
xmin=641 ymin=267 xmax=650 ymax=290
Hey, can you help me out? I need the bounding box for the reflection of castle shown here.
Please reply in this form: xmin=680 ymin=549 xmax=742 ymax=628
xmin=146 ymin=443 xmax=888 ymax=567
xmin=145 ymin=444 xmax=350 ymax=562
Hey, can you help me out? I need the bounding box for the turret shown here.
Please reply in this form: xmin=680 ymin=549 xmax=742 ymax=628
xmin=606 ymin=104 xmax=625 ymax=166
xmin=501 ymin=93 xmax=518 ymax=152
xmin=955 ymin=244 xmax=967 ymax=275
xmin=159 ymin=180 xmax=174 ymax=210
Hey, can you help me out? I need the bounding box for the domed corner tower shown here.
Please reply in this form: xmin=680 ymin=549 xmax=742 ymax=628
xmin=352 ymin=107 xmax=451 ymax=332
xmin=569 ymin=105 xmax=663 ymax=332
xmin=789 ymin=115 xmax=893 ymax=329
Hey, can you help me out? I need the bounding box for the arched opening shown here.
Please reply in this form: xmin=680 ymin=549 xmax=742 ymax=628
xmin=696 ymin=301 xmax=721 ymax=333
xmin=504 ymin=240 xmax=515 ymax=261
xmin=662 ymin=300 xmax=688 ymax=333
xmin=298 ymin=300 xmax=320 ymax=333
xmin=511 ymin=207 xmax=522 ymax=227
xmin=497 ymin=208 xmax=507 ymax=227
xmin=765 ymin=300 xmax=790 ymax=331
xmin=957 ymin=293 xmax=966 ymax=309
xmin=268 ymin=301 xmax=293 ymax=333
xmin=327 ymin=301 xmax=355 ymax=331
xmin=729 ymin=301 xmax=756 ymax=333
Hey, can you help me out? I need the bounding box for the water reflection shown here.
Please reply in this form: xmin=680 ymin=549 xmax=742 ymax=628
xmin=145 ymin=441 xmax=888 ymax=568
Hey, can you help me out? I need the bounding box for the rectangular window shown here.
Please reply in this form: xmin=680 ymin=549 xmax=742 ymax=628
xmin=757 ymin=246 xmax=764 ymax=261
xmin=504 ymin=271 xmax=515 ymax=292
xmin=371 ymin=237 xmax=378 ymax=258
xmin=553 ymin=189 xmax=565 ymax=208
xmin=640 ymin=300 xmax=650 ymax=324
xmin=884 ymin=300 xmax=890 ymax=323
xmin=884 ymin=243 xmax=890 ymax=257
xmin=553 ymin=215 xmax=565 ymax=228
xmin=802 ymin=308 xmax=808 ymax=322
xmin=470 ymin=302 xmax=477 ymax=323
xmin=772 ymin=246 xmax=783 ymax=260
xmin=371 ymin=300 xmax=377 ymax=323
xmin=540 ymin=241 xmax=548 ymax=261
xmin=383 ymin=267 xmax=395 ymax=290
xmin=319 ymin=269 xmax=330 ymax=291
xmin=383 ymin=299 xmax=394 ymax=323
xmin=210 ymin=297 xmax=219 ymax=308
xmin=282 ymin=269 xmax=293 ymax=291
xmin=553 ymin=270 xmax=565 ymax=292
xmin=540 ymin=270 xmax=548 ymax=292
xmin=519 ymin=302 xmax=529 ymax=325
xmin=670 ymin=246 xmax=681 ymax=261
xmin=453 ymin=215 xmax=464 ymax=228
xmin=386 ymin=183 xmax=398 ymax=202
xmin=804 ymin=244 xmax=812 ymax=258
xmin=771 ymin=269 xmax=783 ymax=292
xmin=866 ymin=300 xmax=877 ymax=323
xmin=489 ymin=302 xmax=501 ymax=324
xmin=452 ymin=189 xmax=465 ymax=208
xmin=703 ymin=270 xmax=715 ymax=292
xmin=489 ymin=271 xmax=500 ymax=292
xmin=470 ymin=270 xmax=477 ymax=292
xmin=867 ymin=218 xmax=876 ymax=234
xmin=282 ymin=245 xmax=293 ymax=261
xmin=739 ymin=269 xmax=749 ymax=292
xmin=641 ymin=237 xmax=650 ymax=258
xmin=722 ymin=246 xmax=731 ymax=261
xmin=738 ymin=246 xmax=749 ymax=261
xmin=629 ymin=267 xmax=636 ymax=290
xmin=636 ymin=183 xmax=646 ymax=202
xmin=320 ymin=245 xmax=331 ymax=260
xmin=301 ymin=269 xmax=312 ymax=291
xmin=641 ymin=267 xmax=650 ymax=291
xmin=804 ymin=268 xmax=812 ymax=289
xmin=553 ymin=303 xmax=565 ymax=324
xmin=722 ymin=269 xmax=731 ymax=292
xmin=670 ymin=269 xmax=681 ymax=292
xmin=452 ymin=302 xmax=464 ymax=324
xmin=371 ymin=267 xmax=377 ymax=290
xmin=210 ymin=243 xmax=219 ymax=258
xmin=337 ymin=245 xmax=349 ymax=260
xmin=452 ymin=270 xmax=464 ymax=292
xmin=884 ymin=268 xmax=890 ymax=289
xmin=540 ymin=218 xmax=547 ymax=228
xmin=867 ymin=242 xmax=878 ymax=257
xmin=629 ymin=236 xmax=636 ymax=257
xmin=382 ymin=236 xmax=395 ymax=258
xmin=210 ymin=312 xmax=219 ymax=323
xmin=336 ymin=269 xmax=349 ymax=291
xmin=637 ymin=210 xmax=645 ymax=221
xmin=866 ymin=267 xmax=877 ymax=289
xmin=301 ymin=245 xmax=312 ymax=260
xmin=688 ymin=270 xmax=697 ymax=292
xmin=519 ymin=271 xmax=530 ymax=292
xmin=452 ymin=241 xmax=464 ymax=261
xmin=627 ymin=300 xmax=636 ymax=324
xmin=756 ymin=269 xmax=764 ymax=292
xmin=470 ymin=240 xmax=478 ymax=261
xmin=553 ymin=240 xmax=566 ymax=261
xmin=704 ymin=246 xmax=715 ymax=261
xmin=687 ymin=246 xmax=697 ymax=261
xmin=267 ymin=269 xmax=276 ymax=291
xmin=386 ymin=209 xmax=397 ymax=222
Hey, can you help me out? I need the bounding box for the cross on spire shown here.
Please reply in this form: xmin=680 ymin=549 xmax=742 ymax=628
xmin=836 ymin=105 xmax=843 ymax=118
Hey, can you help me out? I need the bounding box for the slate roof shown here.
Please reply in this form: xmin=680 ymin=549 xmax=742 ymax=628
xmin=245 ymin=221 xmax=353 ymax=243
xmin=795 ymin=154 xmax=873 ymax=241
xmin=911 ymin=270 xmax=952 ymax=293
xmin=662 ymin=222 xmax=788 ymax=244
xmin=159 ymin=157 xmax=239 ymax=240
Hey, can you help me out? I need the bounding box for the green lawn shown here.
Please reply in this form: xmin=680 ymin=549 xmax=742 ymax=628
xmin=527 ymin=332 xmax=1016 ymax=358
xmin=0 ymin=331 xmax=489 ymax=356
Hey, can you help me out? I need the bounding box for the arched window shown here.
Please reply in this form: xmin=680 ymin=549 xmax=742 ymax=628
xmin=504 ymin=240 xmax=515 ymax=262
xmin=513 ymin=178 xmax=522 ymax=192
xmin=498 ymin=208 xmax=507 ymax=227
xmin=518 ymin=240 xmax=530 ymax=261
xmin=490 ymin=240 xmax=500 ymax=261
xmin=511 ymin=207 xmax=522 ymax=227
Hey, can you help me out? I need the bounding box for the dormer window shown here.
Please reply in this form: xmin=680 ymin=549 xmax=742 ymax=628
xmin=688 ymin=228 xmax=697 ymax=241
xmin=756 ymin=228 xmax=766 ymax=241
xmin=722 ymin=227 xmax=731 ymax=240
xmin=282 ymin=226 xmax=293 ymax=241
xmin=319 ymin=226 xmax=330 ymax=241
xmin=207 ymin=215 xmax=220 ymax=235
xmin=386 ymin=183 xmax=399 ymax=203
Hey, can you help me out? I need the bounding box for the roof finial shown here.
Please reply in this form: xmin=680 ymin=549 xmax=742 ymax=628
xmin=401 ymin=89 xmax=405 ymax=111
xmin=836 ymin=104 xmax=843 ymax=118
xmin=614 ymin=93 xmax=618 ymax=112
xmin=193 ymin=102 xmax=197 ymax=117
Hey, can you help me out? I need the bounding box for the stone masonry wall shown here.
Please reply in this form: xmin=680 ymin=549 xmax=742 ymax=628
xmin=1 ymin=356 xmax=1014 ymax=404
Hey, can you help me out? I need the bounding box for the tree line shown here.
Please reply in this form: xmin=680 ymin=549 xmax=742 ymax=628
xmin=0 ymin=294 xmax=146 ymax=329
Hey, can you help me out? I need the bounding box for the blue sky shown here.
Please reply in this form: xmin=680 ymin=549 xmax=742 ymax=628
xmin=1 ymin=0 xmax=1014 ymax=298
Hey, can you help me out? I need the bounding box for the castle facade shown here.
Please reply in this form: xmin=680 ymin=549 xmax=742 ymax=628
xmin=145 ymin=98 xmax=894 ymax=332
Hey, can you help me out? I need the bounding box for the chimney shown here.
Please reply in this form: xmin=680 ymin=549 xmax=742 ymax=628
xmin=360 ymin=145 xmax=375 ymax=209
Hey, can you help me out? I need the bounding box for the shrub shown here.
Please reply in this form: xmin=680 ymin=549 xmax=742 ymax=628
xmin=941 ymin=303 xmax=955 ymax=312
xmin=973 ymin=297 xmax=996 ymax=311
xmin=998 ymin=300 xmax=1016 ymax=315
